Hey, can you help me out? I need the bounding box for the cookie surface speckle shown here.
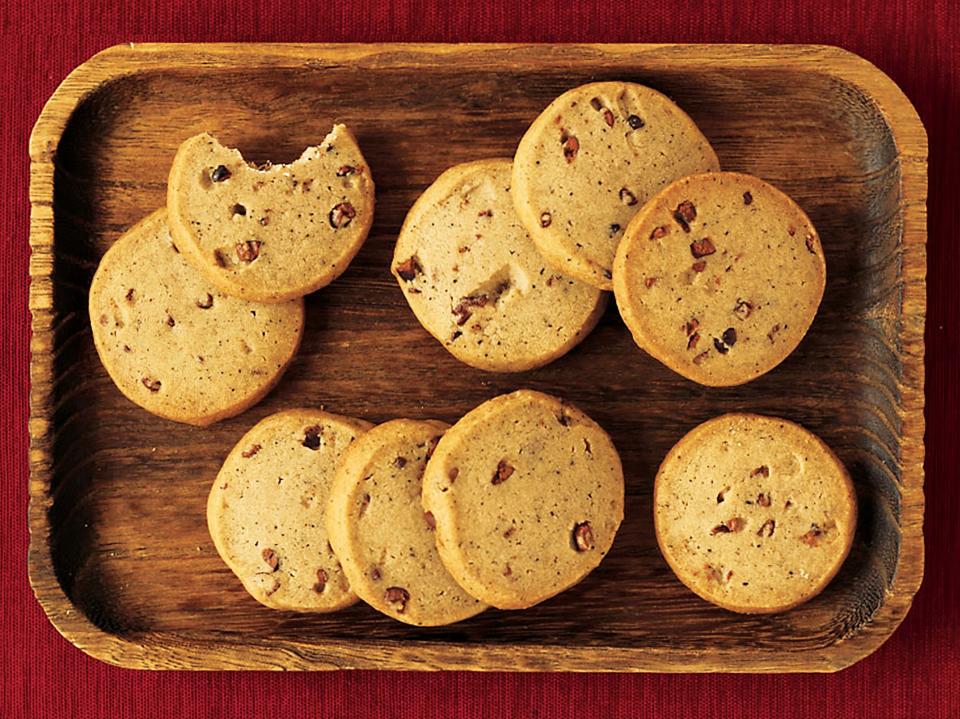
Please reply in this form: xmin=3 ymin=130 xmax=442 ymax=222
xmin=613 ymin=172 xmax=826 ymax=386
xmin=422 ymin=389 xmax=624 ymax=609
xmin=327 ymin=419 xmax=487 ymax=625
xmin=167 ymin=125 xmax=374 ymax=302
xmin=654 ymin=413 xmax=856 ymax=614
xmin=512 ymin=82 xmax=720 ymax=290
xmin=393 ymin=159 xmax=606 ymax=372
xmin=207 ymin=409 xmax=373 ymax=611
xmin=88 ymin=209 xmax=304 ymax=426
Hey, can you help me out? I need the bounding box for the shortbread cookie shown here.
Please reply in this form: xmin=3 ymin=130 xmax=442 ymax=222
xmin=167 ymin=125 xmax=374 ymax=302
xmin=89 ymin=209 xmax=304 ymax=426
xmin=327 ymin=419 xmax=487 ymax=625
xmin=207 ymin=409 xmax=373 ymax=611
xmin=654 ymin=413 xmax=856 ymax=614
xmin=392 ymin=159 xmax=606 ymax=372
xmin=613 ymin=172 xmax=825 ymax=386
xmin=512 ymin=82 xmax=719 ymax=290
xmin=422 ymin=390 xmax=624 ymax=609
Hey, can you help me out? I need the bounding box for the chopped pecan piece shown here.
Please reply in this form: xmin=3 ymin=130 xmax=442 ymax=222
xmin=757 ymin=519 xmax=776 ymax=537
xmin=329 ymin=202 xmax=356 ymax=229
xmin=805 ymin=233 xmax=817 ymax=254
xmin=262 ymin=548 xmax=279 ymax=571
xmin=336 ymin=165 xmax=355 ymax=176
xmin=424 ymin=511 xmax=436 ymax=530
xmin=751 ymin=465 xmax=770 ymax=478
xmin=573 ymin=521 xmax=595 ymax=551
xmin=302 ymin=425 xmax=322 ymax=450
xmin=452 ymin=294 xmax=489 ymax=326
xmin=448 ymin=467 xmax=459 ymax=482
xmin=425 ymin=436 xmax=441 ymax=459
xmin=370 ymin=567 xmax=381 ymax=580
xmin=801 ymin=523 xmax=824 ymax=546
xmin=743 ymin=191 xmax=753 ymax=205
xmin=562 ymin=134 xmax=580 ymax=162
xmin=492 ymin=460 xmax=514 ymax=485
xmin=232 ymin=203 xmax=246 ymax=216
xmin=733 ymin=299 xmax=753 ymax=321
xmin=690 ymin=237 xmax=716 ymax=258
xmin=314 ymin=569 xmax=328 ymax=593
xmin=395 ymin=256 xmax=422 ymax=282
xmin=713 ymin=337 xmax=729 ymax=354
xmin=721 ymin=327 xmax=737 ymax=347
xmin=384 ymin=586 xmax=410 ymax=613
xmin=687 ymin=332 xmax=701 ymax=350
xmin=711 ymin=517 xmax=744 ymax=534
xmin=602 ymin=108 xmax=615 ymax=127
xmin=540 ymin=211 xmax=552 ymax=227
xmin=644 ymin=277 xmax=657 ymax=288
xmin=236 ymin=240 xmax=261 ymax=262
xmin=674 ymin=201 xmax=696 ymax=232
xmin=393 ymin=456 xmax=407 ymax=469
xmin=768 ymin=324 xmax=782 ymax=343
xmin=141 ymin=377 xmax=161 ymax=392
xmin=211 ymin=164 xmax=231 ymax=182
xmin=241 ymin=443 xmax=262 ymax=458
xmin=196 ymin=293 xmax=214 ymax=309
xmin=692 ymin=261 xmax=707 ymax=273
xmin=619 ymin=187 xmax=638 ymax=206
xmin=692 ymin=350 xmax=710 ymax=365
xmin=649 ymin=225 xmax=668 ymax=240
xmin=757 ymin=492 xmax=772 ymax=507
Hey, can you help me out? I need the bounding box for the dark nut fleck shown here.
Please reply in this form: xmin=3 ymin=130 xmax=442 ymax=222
xmin=448 ymin=467 xmax=459 ymax=482
xmin=743 ymin=191 xmax=753 ymax=205
xmin=213 ymin=249 xmax=228 ymax=268
xmin=336 ymin=165 xmax=356 ymax=176
xmin=477 ymin=209 xmax=493 ymax=217
xmin=424 ymin=511 xmax=436 ymax=530
xmin=166 ymin=314 xmax=176 ymax=327
xmin=674 ymin=201 xmax=697 ymax=232
xmin=692 ymin=260 xmax=707 ymax=273
xmin=211 ymin=165 xmax=231 ymax=182
xmin=492 ymin=460 xmax=514 ymax=485
xmin=370 ymin=567 xmax=381 ymax=580
xmin=540 ymin=211 xmax=552 ymax=228
xmin=393 ymin=456 xmax=407 ymax=469
xmin=687 ymin=332 xmax=700 ymax=350
xmin=751 ymin=465 xmax=770 ymax=478
xmin=609 ymin=223 xmax=621 ymax=236
xmin=384 ymin=586 xmax=410 ymax=613
xmin=259 ymin=216 xmax=270 ymax=226
xmin=503 ymin=564 xmax=513 ymax=576
xmin=627 ymin=114 xmax=644 ymax=129
xmin=426 ymin=436 xmax=441 ymax=459
xmin=768 ymin=324 xmax=782 ymax=343
xmin=241 ymin=443 xmax=261 ymax=458
xmin=788 ymin=225 xmax=797 ymax=236
xmin=733 ymin=299 xmax=753 ymax=320
xmin=452 ymin=294 xmax=489 ymax=326
xmin=395 ymin=256 xmax=422 ymax=282
xmin=757 ymin=492 xmax=772 ymax=507
xmin=693 ymin=350 xmax=710 ymax=365
xmin=236 ymin=240 xmax=261 ymax=262
xmin=602 ymin=108 xmax=615 ymax=127
xmin=690 ymin=237 xmax=716 ymax=258
xmin=649 ymin=225 xmax=668 ymax=240
xmin=805 ymin=233 xmax=817 ymax=254
xmin=713 ymin=337 xmax=729 ymax=354
xmin=573 ymin=521 xmax=595 ymax=551
xmin=233 ymin=203 xmax=246 ymax=216
xmin=141 ymin=377 xmax=161 ymax=392
xmin=717 ymin=487 xmax=729 ymax=503
xmin=314 ymin=568 xmax=328 ymax=593
xmin=196 ymin=293 xmax=214 ymax=309
xmin=329 ymin=202 xmax=357 ymax=229
xmin=262 ymin=547 xmax=279 ymax=571
xmin=358 ymin=492 xmax=370 ymax=516
xmin=757 ymin=519 xmax=776 ymax=537
xmin=303 ymin=425 xmax=322 ymax=450
xmin=644 ymin=277 xmax=657 ymax=288
xmin=562 ymin=135 xmax=580 ymax=162
xmin=619 ymin=187 xmax=638 ymax=206
xmin=684 ymin=319 xmax=700 ymax=337
xmin=589 ymin=97 xmax=603 ymax=110
xmin=125 ymin=288 xmax=135 ymax=302
xmin=721 ymin=327 xmax=737 ymax=346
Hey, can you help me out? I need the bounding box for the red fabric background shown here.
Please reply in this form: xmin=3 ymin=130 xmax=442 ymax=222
xmin=2 ymin=1 xmax=957 ymax=717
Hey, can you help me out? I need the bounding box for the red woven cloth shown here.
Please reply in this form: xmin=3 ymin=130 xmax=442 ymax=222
xmin=3 ymin=1 xmax=957 ymax=717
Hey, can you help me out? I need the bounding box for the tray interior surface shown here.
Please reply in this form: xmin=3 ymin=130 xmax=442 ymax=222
xmin=29 ymin=44 xmax=925 ymax=671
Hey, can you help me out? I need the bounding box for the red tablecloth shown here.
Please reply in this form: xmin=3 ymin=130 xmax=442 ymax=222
xmin=3 ymin=1 xmax=957 ymax=717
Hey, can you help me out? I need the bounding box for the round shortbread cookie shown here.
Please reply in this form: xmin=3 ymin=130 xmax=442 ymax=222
xmin=167 ymin=125 xmax=374 ymax=302
xmin=327 ymin=419 xmax=487 ymax=626
xmin=422 ymin=389 xmax=624 ymax=610
xmin=88 ymin=209 xmax=304 ymax=426
xmin=512 ymin=81 xmax=720 ymax=290
xmin=613 ymin=172 xmax=825 ymax=386
xmin=207 ymin=408 xmax=373 ymax=611
xmin=392 ymin=159 xmax=606 ymax=373
xmin=654 ymin=413 xmax=856 ymax=614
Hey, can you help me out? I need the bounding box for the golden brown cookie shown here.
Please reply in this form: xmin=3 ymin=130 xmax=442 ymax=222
xmin=207 ymin=408 xmax=373 ymax=611
xmin=654 ymin=413 xmax=856 ymax=614
xmin=392 ymin=159 xmax=606 ymax=372
xmin=167 ymin=126 xmax=374 ymax=302
xmin=613 ymin=172 xmax=825 ymax=386
xmin=327 ymin=419 xmax=487 ymax=626
xmin=512 ymin=81 xmax=719 ymax=290
xmin=88 ymin=209 xmax=304 ymax=426
xmin=422 ymin=389 xmax=624 ymax=609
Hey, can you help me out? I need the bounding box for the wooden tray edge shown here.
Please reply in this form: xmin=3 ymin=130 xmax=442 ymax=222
xmin=27 ymin=42 xmax=927 ymax=673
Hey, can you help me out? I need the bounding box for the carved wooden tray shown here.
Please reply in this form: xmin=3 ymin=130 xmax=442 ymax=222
xmin=28 ymin=43 xmax=926 ymax=671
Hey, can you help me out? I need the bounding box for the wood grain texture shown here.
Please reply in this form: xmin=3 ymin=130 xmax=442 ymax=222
xmin=27 ymin=43 xmax=926 ymax=672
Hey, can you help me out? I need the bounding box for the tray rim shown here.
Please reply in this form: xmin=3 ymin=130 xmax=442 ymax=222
xmin=27 ymin=42 xmax=927 ymax=673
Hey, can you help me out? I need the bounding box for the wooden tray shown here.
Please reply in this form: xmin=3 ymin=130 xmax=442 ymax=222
xmin=28 ymin=43 xmax=926 ymax=672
